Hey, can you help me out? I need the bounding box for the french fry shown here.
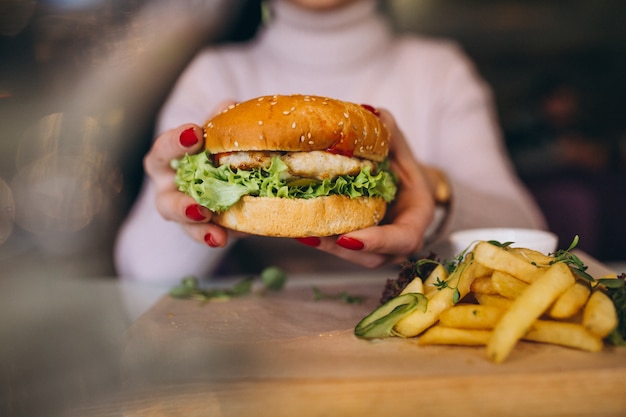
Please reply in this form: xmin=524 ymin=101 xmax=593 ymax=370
xmin=473 ymin=241 xmax=544 ymax=283
xmin=423 ymin=264 xmax=448 ymax=297
xmin=394 ymin=259 xmax=488 ymax=337
xmin=582 ymin=289 xmax=618 ymax=338
xmin=524 ymin=320 xmax=603 ymax=352
xmin=469 ymin=276 xmax=498 ymax=295
xmin=548 ymin=279 xmax=591 ymax=319
xmin=439 ymin=304 xmax=504 ymax=330
xmin=509 ymin=247 xmax=554 ymax=267
xmin=418 ymin=325 xmax=491 ymax=346
xmin=486 ymin=262 xmax=575 ymax=363
xmin=474 ymin=293 xmax=513 ymax=310
xmin=356 ymin=238 xmax=617 ymax=363
xmin=400 ymin=277 xmax=424 ymax=295
xmin=491 ymin=270 xmax=528 ymax=299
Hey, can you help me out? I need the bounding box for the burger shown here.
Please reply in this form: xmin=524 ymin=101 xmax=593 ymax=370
xmin=172 ymin=94 xmax=397 ymax=237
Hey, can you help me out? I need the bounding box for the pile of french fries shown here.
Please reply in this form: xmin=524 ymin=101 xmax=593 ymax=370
xmin=392 ymin=241 xmax=619 ymax=363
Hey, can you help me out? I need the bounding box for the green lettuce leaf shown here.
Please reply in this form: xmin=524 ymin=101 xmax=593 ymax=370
xmin=172 ymin=151 xmax=397 ymax=213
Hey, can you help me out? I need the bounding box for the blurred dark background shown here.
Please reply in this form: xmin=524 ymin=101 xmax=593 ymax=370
xmin=1 ymin=0 xmax=625 ymax=278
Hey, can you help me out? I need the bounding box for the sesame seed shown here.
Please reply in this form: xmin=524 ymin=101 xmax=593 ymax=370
xmin=338 ymin=121 xmax=344 ymax=127
xmin=343 ymin=112 xmax=349 ymax=119
xmin=290 ymin=106 xmax=296 ymax=112
xmin=308 ymin=141 xmax=314 ymax=145
xmin=300 ymin=135 xmax=305 ymax=142
xmin=228 ymin=104 xmax=236 ymax=110
xmin=307 ymin=132 xmax=312 ymax=139
xmin=322 ymin=101 xmax=328 ymax=105
xmin=270 ymin=101 xmax=277 ymax=106
xmin=258 ymin=120 xmax=263 ymax=126
xmin=234 ymin=141 xmax=239 ymax=147
xmin=292 ymin=122 xmax=297 ymax=129
xmin=258 ymin=97 xmax=264 ymax=101
xmin=207 ymin=122 xmax=214 ymax=128
xmin=283 ymin=110 xmax=290 ymax=115
xmin=259 ymin=134 xmax=264 ymax=140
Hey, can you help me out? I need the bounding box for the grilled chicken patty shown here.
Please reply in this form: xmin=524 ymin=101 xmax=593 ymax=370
xmin=216 ymin=150 xmax=377 ymax=180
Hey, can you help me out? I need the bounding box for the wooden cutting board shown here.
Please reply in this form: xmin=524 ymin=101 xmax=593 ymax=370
xmin=121 ymin=267 xmax=626 ymax=417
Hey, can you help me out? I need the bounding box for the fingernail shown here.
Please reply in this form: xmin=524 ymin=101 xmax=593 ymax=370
xmin=360 ymin=104 xmax=380 ymax=117
xmin=295 ymin=237 xmax=321 ymax=247
xmin=180 ymin=127 xmax=198 ymax=147
xmin=204 ymin=233 xmax=220 ymax=247
xmin=336 ymin=236 xmax=364 ymax=251
xmin=185 ymin=204 xmax=205 ymax=221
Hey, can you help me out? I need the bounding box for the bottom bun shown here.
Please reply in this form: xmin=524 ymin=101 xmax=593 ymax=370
xmin=213 ymin=195 xmax=387 ymax=237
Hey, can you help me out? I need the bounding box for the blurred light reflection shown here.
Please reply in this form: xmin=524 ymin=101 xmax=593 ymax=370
xmin=0 ymin=177 xmax=15 ymax=245
xmin=9 ymin=112 xmax=123 ymax=253
xmin=12 ymin=153 xmax=104 ymax=234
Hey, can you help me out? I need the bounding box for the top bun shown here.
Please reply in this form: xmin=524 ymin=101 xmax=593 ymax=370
xmin=204 ymin=94 xmax=390 ymax=162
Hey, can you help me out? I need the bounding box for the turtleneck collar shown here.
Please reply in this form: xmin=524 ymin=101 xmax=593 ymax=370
xmin=254 ymin=0 xmax=393 ymax=74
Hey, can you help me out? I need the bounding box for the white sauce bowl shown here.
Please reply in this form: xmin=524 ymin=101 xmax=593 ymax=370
xmin=448 ymin=228 xmax=559 ymax=257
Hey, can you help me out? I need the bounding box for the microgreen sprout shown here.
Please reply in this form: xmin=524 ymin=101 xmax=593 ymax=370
xmin=169 ymin=275 xmax=255 ymax=302
xmin=414 ymin=258 xmax=441 ymax=278
xmin=169 ymin=266 xmax=288 ymax=302
xmin=549 ymin=235 xmax=594 ymax=282
xmin=312 ymin=287 xmax=365 ymax=304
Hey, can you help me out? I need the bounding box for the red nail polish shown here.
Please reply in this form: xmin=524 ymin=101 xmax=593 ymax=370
xmin=295 ymin=237 xmax=321 ymax=247
xmin=360 ymin=104 xmax=380 ymax=117
xmin=180 ymin=127 xmax=198 ymax=147
xmin=185 ymin=204 xmax=205 ymax=221
xmin=204 ymin=233 xmax=219 ymax=247
xmin=336 ymin=236 xmax=364 ymax=251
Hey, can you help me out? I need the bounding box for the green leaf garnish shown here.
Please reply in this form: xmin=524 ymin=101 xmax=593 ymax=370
xmin=169 ymin=275 xmax=255 ymax=301
xmin=173 ymin=152 xmax=397 ymax=212
xmin=260 ymin=266 xmax=287 ymax=291
xmin=312 ymin=286 xmax=365 ymax=304
xmin=169 ymin=266 xmax=288 ymax=302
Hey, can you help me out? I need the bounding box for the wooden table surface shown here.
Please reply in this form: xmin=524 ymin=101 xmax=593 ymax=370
xmin=121 ymin=254 xmax=626 ymax=417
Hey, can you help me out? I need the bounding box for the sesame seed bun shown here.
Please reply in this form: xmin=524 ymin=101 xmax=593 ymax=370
xmin=204 ymin=94 xmax=390 ymax=161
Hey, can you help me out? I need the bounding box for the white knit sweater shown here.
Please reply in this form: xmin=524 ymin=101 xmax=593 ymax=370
xmin=114 ymin=0 xmax=545 ymax=282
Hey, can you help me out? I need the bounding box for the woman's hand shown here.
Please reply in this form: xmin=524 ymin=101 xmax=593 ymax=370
xmin=143 ymin=123 xmax=231 ymax=248
xmin=296 ymin=108 xmax=439 ymax=268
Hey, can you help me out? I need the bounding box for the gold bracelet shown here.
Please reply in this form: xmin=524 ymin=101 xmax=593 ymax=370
xmin=429 ymin=167 xmax=452 ymax=206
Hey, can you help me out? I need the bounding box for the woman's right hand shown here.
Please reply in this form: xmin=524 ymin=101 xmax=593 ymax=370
xmin=143 ymin=124 xmax=230 ymax=248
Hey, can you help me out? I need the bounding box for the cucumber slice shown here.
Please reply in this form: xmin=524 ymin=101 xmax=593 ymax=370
xmin=355 ymin=293 xmax=428 ymax=339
